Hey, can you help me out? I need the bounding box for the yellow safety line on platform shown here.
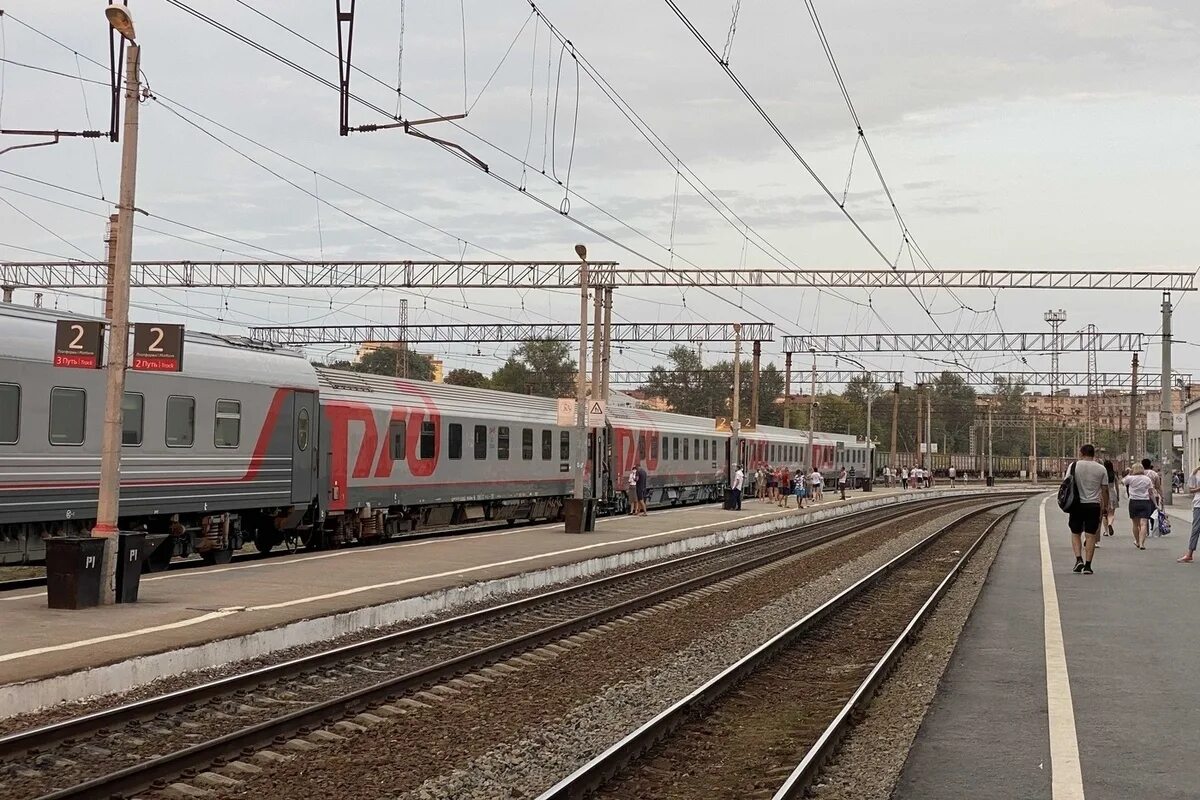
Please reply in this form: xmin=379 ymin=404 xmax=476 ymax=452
xmin=1039 ymin=498 xmax=1086 ymax=799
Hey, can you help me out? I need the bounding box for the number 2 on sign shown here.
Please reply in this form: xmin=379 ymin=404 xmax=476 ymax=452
xmin=148 ymin=327 xmax=165 ymax=352
xmin=68 ymin=324 xmax=85 ymax=350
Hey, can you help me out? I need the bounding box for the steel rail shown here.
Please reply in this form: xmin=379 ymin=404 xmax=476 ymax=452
xmin=771 ymin=507 xmax=1015 ymax=798
xmin=536 ymin=499 xmax=1019 ymax=800
xmin=12 ymin=494 xmax=1017 ymax=799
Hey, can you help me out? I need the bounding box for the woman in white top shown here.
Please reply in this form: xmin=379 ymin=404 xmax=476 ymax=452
xmin=1123 ymin=463 xmax=1155 ymax=549
xmin=810 ymin=469 xmax=823 ymax=502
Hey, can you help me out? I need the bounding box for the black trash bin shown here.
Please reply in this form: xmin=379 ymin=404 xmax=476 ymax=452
xmin=563 ymin=498 xmax=597 ymax=533
xmin=862 ymin=478 xmax=873 ymax=493
xmin=45 ymin=537 xmax=105 ymax=610
xmin=116 ymin=531 xmax=147 ymax=603
xmin=986 ymin=475 xmax=996 ymax=487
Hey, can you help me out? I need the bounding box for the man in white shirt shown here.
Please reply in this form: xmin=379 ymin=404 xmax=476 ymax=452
xmin=809 ymin=468 xmax=823 ymax=502
xmin=1066 ymin=444 xmax=1110 ymax=575
xmin=948 ymin=466 xmax=957 ymax=487
xmin=900 ymin=466 xmax=909 ymax=489
xmin=731 ymin=465 xmax=745 ymax=511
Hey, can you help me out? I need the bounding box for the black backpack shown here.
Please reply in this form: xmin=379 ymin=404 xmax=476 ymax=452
xmin=1057 ymin=461 xmax=1079 ymax=513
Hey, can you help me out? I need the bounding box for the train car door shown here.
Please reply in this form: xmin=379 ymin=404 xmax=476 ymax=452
xmin=291 ymin=390 xmax=317 ymax=505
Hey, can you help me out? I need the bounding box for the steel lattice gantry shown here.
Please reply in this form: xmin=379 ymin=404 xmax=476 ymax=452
xmin=787 ymin=332 xmax=1145 ymax=354
xmin=913 ymin=371 xmax=1190 ymax=389
xmin=606 ymin=368 xmax=902 ymax=386
xmin=250 ymin=322 xmax=773 ymax=345
xmin=1 ymin=261 xmax=1195 ymax=290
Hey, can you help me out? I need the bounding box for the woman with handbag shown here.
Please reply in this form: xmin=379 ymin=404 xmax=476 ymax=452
xmin=1123 ymin=463 xmax=1155 ymax=550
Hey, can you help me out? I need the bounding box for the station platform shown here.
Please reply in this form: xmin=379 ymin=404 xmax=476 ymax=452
xmin=0 ymin=485 xmax=991 ymax=718
xmin=896 ymin=493 xmax=1200 ymax=800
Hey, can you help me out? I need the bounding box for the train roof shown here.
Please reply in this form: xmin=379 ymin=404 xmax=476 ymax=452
xmin=0 ymin=303 xmax=318 ymax=388
xmin=315 ymin=366 xmax=563 ymax=425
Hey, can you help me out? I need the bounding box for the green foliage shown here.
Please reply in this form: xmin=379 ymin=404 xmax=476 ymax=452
xmin=328 ymin=347 xmax=434 ymax=381
xmin=444 ymin=368 xmax=490 ymax=389
xmin=643 ymin=346 xmax=786 ymax=425
xmin=489 ymin=339 xmax=577 ymax=397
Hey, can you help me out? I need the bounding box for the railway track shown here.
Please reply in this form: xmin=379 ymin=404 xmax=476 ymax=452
xmin=0 ymin=493 xmax=1019 ymax=800
xmin=538 ymin=500 xmax=1017 ymax=800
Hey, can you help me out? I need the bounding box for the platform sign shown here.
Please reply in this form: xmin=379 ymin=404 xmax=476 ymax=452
xmin=587 ymin=400 xmax=607 ymax=427
xmin=53 ymin=320 xmax=104 ymax=368
xmin=556 ymin=398 xmax=576 ymax=427
xmin=133 ymin=324 xmax=185 ymax=372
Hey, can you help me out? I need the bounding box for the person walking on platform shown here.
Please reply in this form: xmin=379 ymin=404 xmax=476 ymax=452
xmin=810 ymin=467 xmax=824 ymax=503
xmin=1124 ymin=463 xmax=1155 ymax=549
xmin=795 ymin=469 xmax=807 ymax=508
xmin=1178 ymin=464 xmax=1200 ymax=563
xmin=731 ymin=464 xmax=745 ymax=511
xmin=883 ymin=465 xmax=893 ymax=488
xmin=900 ymin=466 xmax=909 ymax=490
xmin=779 ymin=467 xmax=793 ymax=508
xmin=1102 ymin=460 xmax=1119 ymax=536
xmin=838 ymin=466 xmax=848 ymax=500
xmin=766 ymin=466 xmax=777 ymax=504
xmin=949 ymin=465 xmax=957 ymax=487
xmin=1065 ymin=444 xmax=1109 ymax=575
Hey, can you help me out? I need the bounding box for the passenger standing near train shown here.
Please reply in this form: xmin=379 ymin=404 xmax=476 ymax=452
xmin=795 ymin=469 xmax=807 ymax=508
xmin=948 ymin=465 xmax=957 ymax=487
xmin=900 ymin=466 xmax=909 ymax=489
xmin=1142 ymin=458 xmax=1162 ymax=534
xmin=1102 ymin=460 xmax=1119 ymax=536
xmin=778 ymin=467 xmax=793 ymax=508
xmin=731 ymin=464 xmax=745 ymax=511
xmin=635 ymin=461 xmax=649 ymax=516
xmin=883 ymin=465 xmax=892 ymax=488
xmin=755 ymin=466 xmax=766 ymax=500
xmin=626 ymin=467 xmax=639 ymax=515
xmin=838 ymin=466 xmax=848 ymax=500
xmin=1124 ymin=462 xmax=1155 ymax=549
xmin=1178 ymin=463 xmax=1200 ymax=563
xmin=810 ymin=467 xmax=824 ymax=502
xmin=1064 ymin=444 xmax=1109 ymax=575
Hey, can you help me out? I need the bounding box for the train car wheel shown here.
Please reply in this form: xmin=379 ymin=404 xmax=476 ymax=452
xmin=200 ymin=548 xmax=234 ymax=566
xmin=253 ymin=530 xmax=280 ymax=555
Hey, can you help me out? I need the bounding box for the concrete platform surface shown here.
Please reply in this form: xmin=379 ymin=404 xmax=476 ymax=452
xmin=0 ymin=486 xmax=1008 ymax=713
xmin=896 ymin=493 xmax=1200 ymax=800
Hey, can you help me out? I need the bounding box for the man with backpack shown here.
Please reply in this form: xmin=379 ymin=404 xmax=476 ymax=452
xmin=1060 ymin=443 xmax=1110 ymax=575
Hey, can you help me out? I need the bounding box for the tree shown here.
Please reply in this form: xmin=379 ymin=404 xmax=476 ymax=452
xmin=927 ymin=372 xmax=977 ymax=453
xmin=328 ymin=347 xmax=434 ymax=381
xmin=643 ymin=348 xmax=786 ymax=425
xmin=444 ymin=368 xmax=490 ymax=389
xmin=490 ymin=338 xmax=576 ymax=397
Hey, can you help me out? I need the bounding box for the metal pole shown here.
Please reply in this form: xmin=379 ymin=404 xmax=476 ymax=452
xmin=600 ymin=288 xmax=612 ymax=402
xmin=807 ymin=353 xmax=817 ymax=470
xmin=783 ymin=351 xmax=792 ymax=428
xmin=1 ymin=286 xmax=12 ymax=304
xmin=987 ymin=404 xmax=994 ymax=483
xmin=730 ymin=325 xmax=742 ymax=485
xmin=750 ymin=340 xmax=761 ymax=428
xmin=890 ymin=382 xmax=900 ymax=474
xmin=866 ymin=391 xmax=873 ymax=479
xmin=1161 ymin=291 xmax=1174 ymax=505
xmin=93 ymin=43 xmax=140 ymax=605
xmin=590 ymin=286 xmax=602 ymax=399
xmin=1030 ymin=413 xmax=1038 ymax=485
xmin=573 ymin=251 xmax=588 ymax=501
xmin=925 ymin=391 xmax=932 ymax=470
xmin=916 ymin=384 xmax=924 ymax=469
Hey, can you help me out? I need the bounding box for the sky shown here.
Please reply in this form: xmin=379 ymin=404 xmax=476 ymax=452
xmin=1 ymin=0 xmax=1198 ymax=390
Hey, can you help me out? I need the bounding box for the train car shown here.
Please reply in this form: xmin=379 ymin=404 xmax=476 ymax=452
xmin=311 ymin=369 xmax=576 ymax=548
xmin=0 ymin=304 xmax=319 ymax=566
xmin=606 ymin=405 xmax=727 ymax=510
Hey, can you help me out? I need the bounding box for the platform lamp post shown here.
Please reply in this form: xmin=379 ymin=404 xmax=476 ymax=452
xmin=93 ymin=3 xmax=140 ymax=604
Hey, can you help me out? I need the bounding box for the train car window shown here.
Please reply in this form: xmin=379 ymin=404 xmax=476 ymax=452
xmin=420 ymin=420 xmax=436 ymax=459
xmin=712 ymin=439 xmax=718 ymax=461
xmin=165 ymin=395 xmax=195 ymax=447
xmin=703 ymin=439 xmax=709 ymax=461
xmin=693 ymin=438 xmax=699 ymax=461
xmin=448 ymin=423 xmax=463 ymax=460
xmin=390 ymin=420 xmax=407 ymax=459
xmin=297 ymin=408 xmax=310 ymax=451
xmin=541 ymin=429 xmax=552 ymax=460
xmin=672 ymin=437 xmax=679 ymax=460
xmin=498 ymin=426 xmax=510 ymax=460
xmin=637 ymin=434 xmax=646 ymax=460
xmin=522 ymin=427 xmax=534 ymax=460
xmin=49 ymin=387 xmax=86 ymax=446
xmin=650 ymin=436 xmax=658 ymax=460
xmin=770 ymin=444 xmax=775 ymax=461
xmin=214 ymin=400 xmax=241 ymax=448
xmin=683 ymin=437 xmax=689 ymax=460
xmin=122 ymin=393 xmax=144 ymax=446
xmin=473 ymin=424 xmax=487 ymax=459
xmin=560 ymin=430 xmax=570 ymax=460
xmin=0 ymin=383 xmax=20 ymax=444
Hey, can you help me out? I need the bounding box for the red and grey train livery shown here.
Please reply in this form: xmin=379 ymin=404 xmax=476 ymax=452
xmin=0 ymin=304 xmax=872 ymax=565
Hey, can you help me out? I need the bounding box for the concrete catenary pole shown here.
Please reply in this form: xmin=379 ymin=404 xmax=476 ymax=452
xmin=807 ymin=352 xmax=817 ymax=471
xmin=1161 ymin=292 xmax=1174 ymax=505
xmin=590 ymin=285 xmax=602 ymax=400
xmin=866 ymin=390 xmax=874 ymax=479
xmin=987 ymin=403 xmax=995 ymax=485
xmin=890 ymin=382 xmax=900 ymax=473
xmin=783 ymin=351 xmax=793 ymax=428
xmin=600 ymin=288 xmax=612 ymax=402
xmin=1129 ymin=353 xmax=1139 ymax=465
xmin=1030 ymin=413 xmax=1038 ymax=485
xmin=750 ymin=340 xmax=761 ymax=428
xmin=0 ymin=286 xmax=12 ymax=304
xmin=104 ymin=213 xmax=118 ymax=319
xmin=573 ymin=245 xmax=589 ymax=502
xmin=916 ymin=384 xmax=924 ymax=469
xmin=93 ymin=38 xmax=140 ymax=604
xmin=729 ymin=325 xmax=742 ymax=495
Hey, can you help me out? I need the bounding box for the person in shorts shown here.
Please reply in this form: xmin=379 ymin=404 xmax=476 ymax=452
xmin=1065 ymin=443 xmax=1109 ymax=575
xmin=625 ymin=467 xmax=639 ymax=515
xmin=1124 ymin=463 xmax=1155 ymax=549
